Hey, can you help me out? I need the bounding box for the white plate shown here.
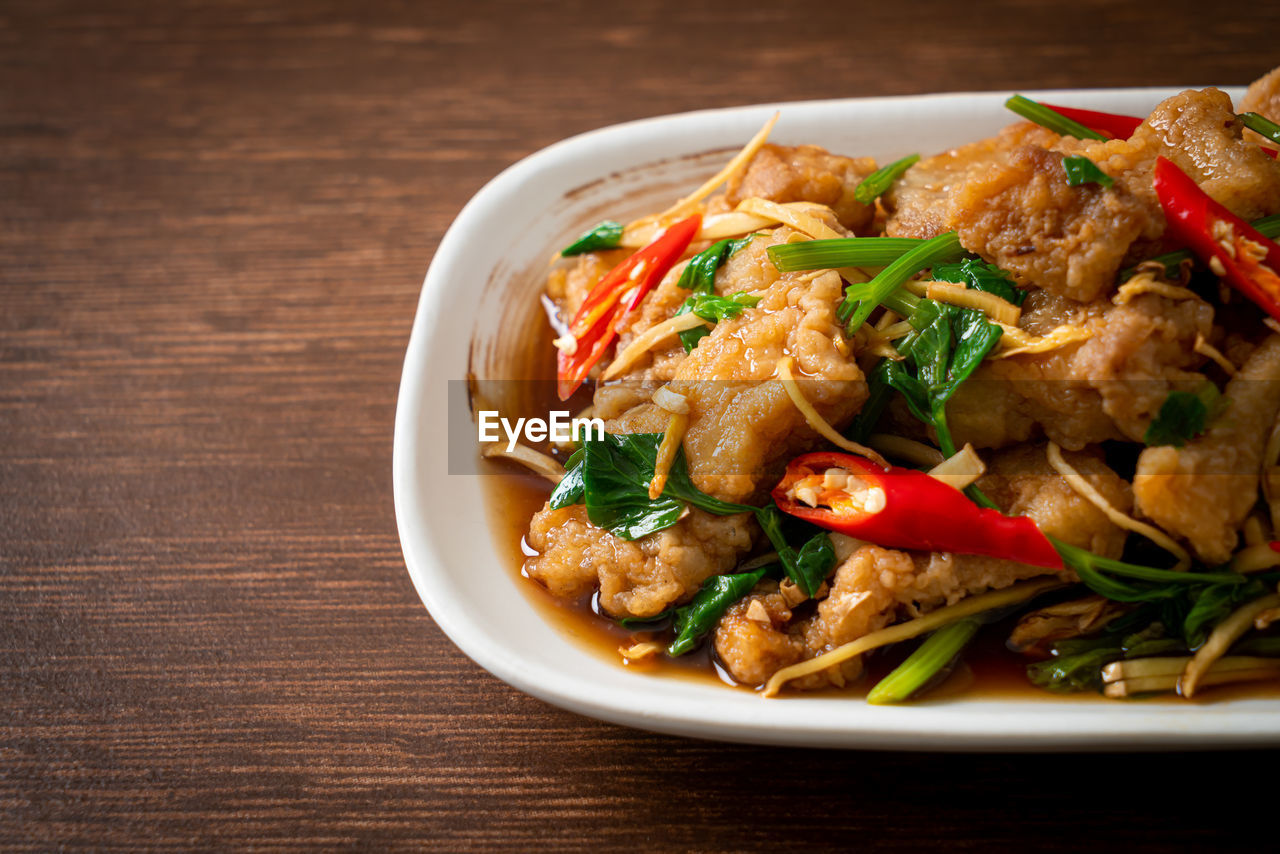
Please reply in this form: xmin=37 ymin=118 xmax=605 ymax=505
xmin=393 ymin=87 xmax=1280 ymax=750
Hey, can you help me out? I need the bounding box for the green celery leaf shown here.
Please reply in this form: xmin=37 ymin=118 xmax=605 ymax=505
xmin=1143 ymin=383 xmax=1223 ymax=448
xmin=674 ymin=291 xmax=761 ymax=352
xmin=548 ymin=447 xmax=586 ymax=509
xmin=930 ymin=257 xmax=1026 ymax=306
xmin=579 ymin=434 xmax=685 ymax=539
xmin=1183 ymin=580 xmax=1267 ymax=649
xmin=668 ymin=567 xmax=770 ymax=655
xmin=676 ymin=236 xmax=754 ymax=294
xmin=1062 ymin=155 xmax=1115 ymax=189
xmin=1027 ymin=645 xmax=1121 ymax=693
xmin=853 ymin=154 xmax=921 ymax=204
xmin=560 ymin=220 xmax=624 ymax=256
xmin=752 ymin=504 xmax=836 ymax=597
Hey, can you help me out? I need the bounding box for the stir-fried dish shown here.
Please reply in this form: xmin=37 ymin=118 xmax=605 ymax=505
xmin=485 ymin=68 xmax=1280 ymax=703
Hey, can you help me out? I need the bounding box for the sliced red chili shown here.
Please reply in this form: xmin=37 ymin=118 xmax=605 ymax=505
xmin=1153 ymin=156 xmax=1280 ymax=323
xmin=556 ymin=214 xmax=701 ymax=399
xmin=1037 ymin=102 xmax=1143 ymax=140
xmin=772 ymin=452 xmax=1063 ymax=569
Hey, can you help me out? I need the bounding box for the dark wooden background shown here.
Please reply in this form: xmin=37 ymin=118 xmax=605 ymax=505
xmin=4 ymin=0 xmax=1280 ymax=849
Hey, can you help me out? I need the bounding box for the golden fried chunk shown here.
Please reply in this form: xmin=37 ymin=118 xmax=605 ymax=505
xmin=883 ymin=122 xmax=1060 ymax=240
xmin=724 ymin=143 xmax=879 ymax=234
xmin=1242 ymin=65 xmax=1280 ymax=146
xmin=949 ymin=291 xmax=1214 ymax=450
xmin=524 ymin=504 xmax=753 ymax=618
xmin=1058 ymin=88 xmax=1280 ymax=246
xmin=948 ymin=144 xmax=1152 ymax=302
xmin=1134 ymin=335 xmax=1280 ymax=565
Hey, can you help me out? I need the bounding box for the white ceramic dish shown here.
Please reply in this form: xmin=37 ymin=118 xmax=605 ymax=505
xmin=393 ymin=87 xmax=1280 ymax=750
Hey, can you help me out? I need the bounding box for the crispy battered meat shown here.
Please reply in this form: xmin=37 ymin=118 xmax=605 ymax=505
xmin=713 ymin=583 xmax=806 ymax=686
xmin=724 ymin=143 xmax=879 ymax=234
xmin=1134 ymin=335 xmax=1280 ymax=564
xmin=524 ymin=504 xmax=754 ymax=618
xmin=949 ymin=292 xmax=1214 ymax=449
xmin=948 ymin=144 xmax=1153 ymax=302
xmin=1057 ymin=88 xmax=1280 ymax=248
xmin=1242 ymin=66 xmax=1280 ymax=146
xmin=713 ymin=445 xmax=1130 ymax=688
xmin=883 ymin=122 xmax=1060 ymax=240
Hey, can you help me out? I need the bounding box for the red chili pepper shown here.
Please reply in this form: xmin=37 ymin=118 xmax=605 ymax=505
xmin=1270 ymin=541 xmax=1280 ymax=554
xmin=1038 ymin=102 xmax=1143 ymax=140
xmin=1153 ymin=156 xmax=1280 ymax=323
xmin=772 ymin=452 xmax=1063 ymax=569
xmin=555 ymin=214 xmax=701 ymax=400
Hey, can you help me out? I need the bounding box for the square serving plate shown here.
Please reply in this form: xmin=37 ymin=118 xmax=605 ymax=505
xmin=392 ymin=87 xmax=1280 ymax=750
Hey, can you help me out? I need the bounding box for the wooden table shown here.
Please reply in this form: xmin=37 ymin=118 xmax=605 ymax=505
xmin=4 ymin=1 xmax=1278 ymax=848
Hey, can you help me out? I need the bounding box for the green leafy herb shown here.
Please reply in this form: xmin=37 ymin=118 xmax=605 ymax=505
xmin=882 ymin=298 xmax=1004 ymax=457
xmin=575 ymin=434 xmax=687 ymax=539
xmin=667 ymin=568 xmax=770 ymax=655
xmin=1240 ymin=111 xmax=1280 ymax=145
xmin=753 ymin=504 xmax=836 ymax=597
xmin=548 ymin=447 xmax=586 ymax=509
xmin=867 ymin=616 xmax=982 ymax=704
xmin=560 ymin=220 xmax=624 ymax=256
xmin=1028 ymin=643 xmax=1120 ymax=693
xmin=1062 ymin=155 xmax=1115 ymax=189
xmin=1051 ymin=537 xmax=1245 ymax=603
xmin=1143 ymin=383 xmax=1223 ymax=448
xmin=676 ymin=236 xmax=753 ymax=294
xmin=854 ymin=154 xmax=921 ymax=204
xmin=1183 ymin=579 xmax=1268 ymax=649
xmin=767 ymin=237 xmax=924 ymax=271
xmin=673 ymin=291 xmax=761 ymax=352
xmin=1004 ymin=95 xmax=1108 ymax=141
xmin=930 ymin=258 xmax=1026 ymax=306
xmin=838 ymin=231 xmax=965 ymax=334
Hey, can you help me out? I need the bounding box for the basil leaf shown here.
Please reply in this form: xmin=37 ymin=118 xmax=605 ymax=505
xmin=1062 ymin=155 xmax=1115 ymax=189
xmin=853 ymin=153 xmax=920 ymax=204
xmin=930 ymin=257 xmax=1026 ymax=306
xmin=579 ymin=435 xmax=685 ymax=539
xmin=548 ymin=447 xmax=586 ymax=509
xmin=753 ymin=504 xmax=836 ymax=597
xmin=1143 ymin=383 xmax=1222 ymax=448
xmin=553 ymin=433 xmax=756 ymax=540
xmin=667 ymin=568 xmax=770 ymax=655
xmin=674 ymin=291 xmax=761 ymax=352
xmin=560 ymin=220 xmax=624 ymax=256
xmin=676 ymin=236 xmax=754 ymax=294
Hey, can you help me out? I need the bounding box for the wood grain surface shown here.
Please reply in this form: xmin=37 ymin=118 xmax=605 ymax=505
xmin=4 ymin=1 xmax=1280 ymax=849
